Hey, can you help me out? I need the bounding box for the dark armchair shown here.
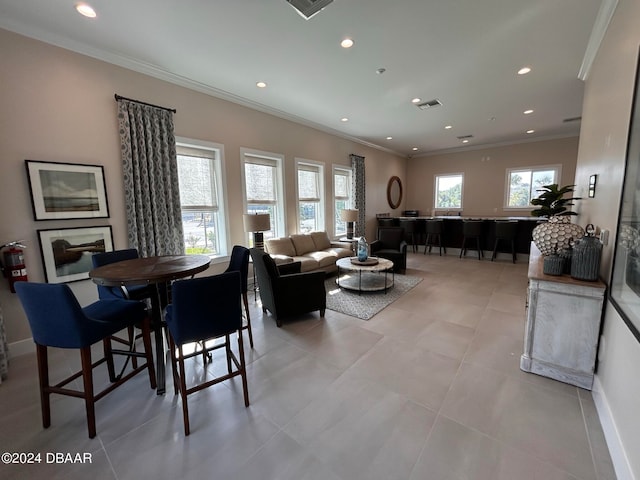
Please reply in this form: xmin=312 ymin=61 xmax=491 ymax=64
xmin=250 ymin=248 xmax=326 ymax=327
xmin=370 ymin=227 xmax=408 ymax=273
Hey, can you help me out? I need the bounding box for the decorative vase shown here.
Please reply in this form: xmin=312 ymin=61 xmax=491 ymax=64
xmin=543 ymin=254 xmax=565 ymax=276
xmin=357 ymin=237 xmax=369 ymax=262
xmin=571 ymin=225 xmax=602 ymax=281
xmin=532 ymin=216 xmax=584 ymax=256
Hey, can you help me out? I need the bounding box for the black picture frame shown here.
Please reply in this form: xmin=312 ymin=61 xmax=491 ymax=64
xmin=25 ymin=160 xmax=110 ymax=220
xmin=37 ymin=226 xmax=114 ymax=283
xmin=609 ymin=50 xmax=640 ymax=344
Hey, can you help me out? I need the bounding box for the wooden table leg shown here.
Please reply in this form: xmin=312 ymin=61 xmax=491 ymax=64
xmin=150 ymin=284 xmax=166 ymax=395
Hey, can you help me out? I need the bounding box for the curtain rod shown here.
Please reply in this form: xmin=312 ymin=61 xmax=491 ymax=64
xmin=114 ymin=94 xmax=177 ymax=113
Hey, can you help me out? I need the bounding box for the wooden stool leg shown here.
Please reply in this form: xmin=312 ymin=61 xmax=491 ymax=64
xmin=80 ymin=347 xmax=97 ymax=439
xmin=36 ymin=344 xmax=51 ymax=429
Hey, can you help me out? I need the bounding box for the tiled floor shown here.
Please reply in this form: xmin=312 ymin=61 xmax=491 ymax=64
xmin=0 ymin=252 xmax=616 ymax=479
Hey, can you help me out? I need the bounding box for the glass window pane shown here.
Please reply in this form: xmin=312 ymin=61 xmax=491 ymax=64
xmin=245 ymin=163 xmax=275 ymax=201
xmin=335 ymin=199 xmax=347 ymax=234
xmin=335 ymin=173 xmax=348 ymax=198
xmin=181 ymin=209 xmax=219 ymax=254
xmin=532 ymin=170 xmax=556 ymax=195
xmin=298 ymin=170 xmax=319 ymax=199
xmin=435 ymin=175 xmax=462 ymax=208
xmin=299 ymin=202 xmax=318 ymax=233
xmin=509 ymin=171 xmax=532 ymax=207
xmin=177 ymin=155 xmax=216 ymax=207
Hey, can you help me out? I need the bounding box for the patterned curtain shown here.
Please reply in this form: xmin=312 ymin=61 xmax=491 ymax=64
xmin=350 ymin=154 xmax=366 ymax=237
xmin=117 ymin=100 xmax=184 ymax=256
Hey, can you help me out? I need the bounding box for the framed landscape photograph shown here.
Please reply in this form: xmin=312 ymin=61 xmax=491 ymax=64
xmin=25 ymin=160 xmax=109 ymax=220
xmin=38 ymin=226 xmax=113 ymax=283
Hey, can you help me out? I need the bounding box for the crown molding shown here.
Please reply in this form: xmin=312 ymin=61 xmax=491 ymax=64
xmin=411 ymin=133 xmax=580 ymax=158
xmin=578 ymin=0 xmax=619 ymax=81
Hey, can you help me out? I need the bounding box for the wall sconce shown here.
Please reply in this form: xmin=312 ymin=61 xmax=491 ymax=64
xmin=243 ymin=213 xmax=271 ymax=250
xmin=588 ymin=174 xmax=597 ymax=198
xmin=340 ymin=209 xmax=359 ymax=239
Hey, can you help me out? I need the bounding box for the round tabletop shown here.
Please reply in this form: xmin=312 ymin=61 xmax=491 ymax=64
xmin=336 ymin=256 xmax=394 ymax=272
xmin=89 ymin=254 xmax=211 ymax=287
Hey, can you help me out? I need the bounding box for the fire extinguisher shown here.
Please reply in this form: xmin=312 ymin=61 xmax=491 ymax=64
xmin=1 ymin=241 xmax=28 ymax=293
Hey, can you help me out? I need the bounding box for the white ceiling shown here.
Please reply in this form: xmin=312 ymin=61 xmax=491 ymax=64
xmin=0 ymin=0 xmax=604 ymax=157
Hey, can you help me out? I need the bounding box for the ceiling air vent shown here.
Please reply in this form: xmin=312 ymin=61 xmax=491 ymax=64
xmin=456 ymin=135 xmax=474 ymax=140
xmin=563 ymin=116 xmax=582 ymax=123
xmin=416 ymin=99 xmax=442 ymax=110
xmin=286 ymin=0 xmax=334 ymax=19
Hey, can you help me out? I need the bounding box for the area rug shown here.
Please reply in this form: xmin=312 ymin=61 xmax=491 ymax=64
xmin=325 ymin=274 xmax=423 ymax=320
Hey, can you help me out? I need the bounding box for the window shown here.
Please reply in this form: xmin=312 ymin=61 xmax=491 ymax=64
xmin=176 ymin=139 xmax=228 ymax=257
xmin=505 ymin=165 xmax=561 ymax=208
xmin=333 ymin=166 xmax=353 ymax=236
xmin=296 ymin=159 xmax=324 ymax=233
xmin=434 ymin=174 xmax=463 ymax=210
xmin=242 ymin=148 xmax=285 ymax=242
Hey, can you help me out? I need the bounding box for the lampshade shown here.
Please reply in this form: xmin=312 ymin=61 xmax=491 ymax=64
xmin=340 ymin=209 xmax=359 ymax=222
xmin=243 ymin=213 xmax=271 ymax=232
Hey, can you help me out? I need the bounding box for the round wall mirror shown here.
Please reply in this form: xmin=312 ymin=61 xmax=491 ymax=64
xmin=387 ymin=176 xmax=403 ymax=209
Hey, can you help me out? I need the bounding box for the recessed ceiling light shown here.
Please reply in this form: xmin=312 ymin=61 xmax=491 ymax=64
xmin=526 ymin=129 xmax=535 ymax=134
xmin=412 ymin=147 xmax=418 ymax=151
xmin=518 ymin=67 xmax=532 ymax=75
xmin=445 ymin=125 xmax=453 ymax=130
xmin=411 ymin=98 xmax=421 ymax=104
xmin=386 ymin=136 xmax=393 ymax=140
xmin=341 ymin=117 xmax=349 ymax=122
xmin=75 ymin=3 xmax=96 ymax=18
xmin=462 ymin=139 xmax=469 ymax=144
xmin=524 ymin=109 xmax=534 ymax=115
xmin=256 ymin=81 xmax=267 ymax=88
xmin=341 ymin=38 xmax=354 ymax=48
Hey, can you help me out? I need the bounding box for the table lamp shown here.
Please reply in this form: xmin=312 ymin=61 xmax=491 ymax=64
xmin=243 ymin=213 xmax=271 ymax=250
xmin=340 ymin=209 xmax=359 ymax=239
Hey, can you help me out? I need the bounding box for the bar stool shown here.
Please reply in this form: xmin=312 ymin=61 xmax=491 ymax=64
xmin=424 ymin=220 xmax=446 ymax=256
xmin=491 ymin=221 xmax=518 ymax=263
xmin=460 ymin=220 xmax=484 ymax=260
xmin=399 ymin=218 xmax=418 ymax=253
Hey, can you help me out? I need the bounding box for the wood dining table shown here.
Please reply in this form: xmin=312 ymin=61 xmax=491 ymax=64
xmin=89 ymin=254 xmax=211 ymax=395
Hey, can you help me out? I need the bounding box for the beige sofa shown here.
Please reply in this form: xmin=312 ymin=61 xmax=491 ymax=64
xmin=265 ymin=231 xmax=352 ymax=274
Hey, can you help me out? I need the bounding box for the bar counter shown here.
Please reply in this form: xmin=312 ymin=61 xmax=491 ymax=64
xmin=382 ymin=216 xmax=542 ymax=255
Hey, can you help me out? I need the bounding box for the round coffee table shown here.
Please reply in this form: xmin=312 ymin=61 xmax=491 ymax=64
xmin=335 ymin=257 xmax=394 ymax=293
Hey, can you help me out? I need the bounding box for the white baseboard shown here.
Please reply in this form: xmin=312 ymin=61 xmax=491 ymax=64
xmin=8 ymin=338 xmax=35 ymax=358
xmin=592 ymin=375 xmax=636 ymax=480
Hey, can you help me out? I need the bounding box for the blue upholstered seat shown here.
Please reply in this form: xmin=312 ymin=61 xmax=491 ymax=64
xmin=224 ymin=245 xmax=253 ymax=347
xmin=165 ymin=271 xmax=249 ymax=435
xmin=14 ymin=281 xmax=156 ymax=438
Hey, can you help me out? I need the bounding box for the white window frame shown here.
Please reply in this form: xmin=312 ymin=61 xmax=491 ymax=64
xmin=504 ymin=164 xmax=562 ymax=210
xmin=175 ymin=137 xmax=229 ymax=261
xmin=434 ymin=173 xmax=464 ymax=211
xmin=295 ymin=158 xmax=325 ymax=233
xmin=241 ymin=147 xmax=286 ymax=242
xmin=333 ymin=165 xmax=353 ymax=238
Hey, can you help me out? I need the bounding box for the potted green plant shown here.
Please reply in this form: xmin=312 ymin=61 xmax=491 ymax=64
xmin=530 ymin=184 xmax=581 ymax=217
xmin=530 ymin=184 xmax=584 ymax=256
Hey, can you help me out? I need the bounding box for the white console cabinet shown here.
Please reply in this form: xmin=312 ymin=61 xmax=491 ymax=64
xmin=520 ymin=244 xmax=605 ymax=389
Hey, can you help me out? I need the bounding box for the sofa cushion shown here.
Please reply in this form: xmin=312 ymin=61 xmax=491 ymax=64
xmin=304 ymin=251 xmax=337 ymax=268
xmin=324 ymin=247 xmax=352 ymax=260
xmin=294 ymin=256 xmax=320 ymax=272
xmin=290 ymin=234 xmax=316 ymax=256
xmin=310 ymin=231 xmax=331 ymax=251
xmin=266 ymin=238 xmax=296 ymax=257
